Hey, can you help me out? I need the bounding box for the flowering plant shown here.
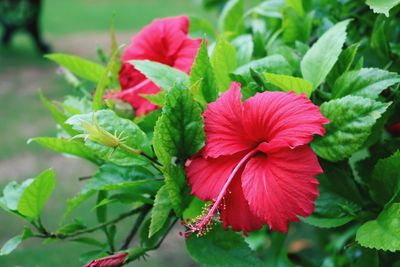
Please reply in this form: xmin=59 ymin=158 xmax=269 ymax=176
xmin=1 ymin=0 xmax=400 ymax=266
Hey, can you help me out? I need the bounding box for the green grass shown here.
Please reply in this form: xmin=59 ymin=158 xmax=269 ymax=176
xmin=43 ymin=0 xmax=217 ymax=34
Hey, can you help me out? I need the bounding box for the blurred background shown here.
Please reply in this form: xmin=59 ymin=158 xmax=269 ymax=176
xmin=0 ymin=0 xmax=217 ymax=266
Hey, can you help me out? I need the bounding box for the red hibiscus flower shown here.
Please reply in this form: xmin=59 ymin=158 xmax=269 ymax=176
xmin=113 ymin=16 xmax=201 ymax=116
xmin=184 ymin=82 xmax=329 ymax=235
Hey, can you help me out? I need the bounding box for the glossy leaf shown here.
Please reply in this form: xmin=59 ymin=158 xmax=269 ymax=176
xmin=218 ymin=0 xmax=244 ymax=34
xmin=301 ymin=20 xmax=350 ymax=88
xmin=149 ymin=185 xmax=172 ymax=238
xmin=264 ymin=72 xmax=313 ymax=97
xmin=211 ymin=38 xmax=237 ymax=92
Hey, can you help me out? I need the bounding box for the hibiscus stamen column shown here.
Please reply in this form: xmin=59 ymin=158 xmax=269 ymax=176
xmin=182 ymin=148 xmax=259 ymax=237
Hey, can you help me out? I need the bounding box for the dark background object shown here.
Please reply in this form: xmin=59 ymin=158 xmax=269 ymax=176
xmin=0 ymin=0 xmax=50 ymax=53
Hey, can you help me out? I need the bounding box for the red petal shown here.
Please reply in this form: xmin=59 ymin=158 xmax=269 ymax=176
xmin=241 ymin=146 xmax=321 ymax=233
xmin=116 ymin=79 xmax=159 ymax=116
xmin=122 ymin=16 xmax=190 ymax=65
xmin=173 ymin=38 xmax=202 ymax=73
xmin=202 ymin=82 xmax=256 ymax=158
xmin=242 ymin=91 xmax=328 ymax=150
xmin=118 ymin=63 xmax=146 ymax=89
xmin=186 ymin=153 xmax=246 ymax=201
xmin=220 ymin=172 xmax=263 ymax=234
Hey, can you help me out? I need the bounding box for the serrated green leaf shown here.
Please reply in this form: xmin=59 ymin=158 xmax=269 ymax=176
xmin=301 ymin=20 xmax=350 ymax=88
xmin=149 ymin=185 xmax=172 ymax=238
xmin=312 ymin=96 xmax=390 ymax=161
xmin=218 ymin=0 xmax=245 ymax=34
xmin=153 ymin=86 xmax=205 ymax=214
xmin=211 ymin=38 xmax=237 ymax=92
xmin=46 ymin=53 xmax=105 ymax=83
xmin=139 ymin=216 xmax=175 ymax=249
xmin=326 ymin=43 xmax=360 ymax=88
xmin=190 ymin=40 xmax=218 ymax=103
xmin=264 ymin=72 xmax=313 ymax=97
xmin=17 ymin=169 xmax=56 ymax=219
xmin=0 ymin=228 xmax=32 ymax=256
xmin=153 ymin=87 xmax=205 ymax=165
xmin=366 ymin=0 xmax=400 ymax=16
xmin=29 ymin=137 xmax=99 ymax=164
xmin=131 ymin=60 xmax=189 ymax=91
xmin=332 ymin=68 xmax=400 ymax=99
xmin=369 ymin=150 xmax=400 ymax=206
xmin=356 ymin=203 xmax=400 ymax=251
xmin=186 ymin=224 xmax=263 ymax=267
xmin=67 ymin=110 xmax=152 ymax=166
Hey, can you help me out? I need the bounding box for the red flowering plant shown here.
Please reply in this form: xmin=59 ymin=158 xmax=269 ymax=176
xmin=1 ymin=0 xmax=400 ymax=266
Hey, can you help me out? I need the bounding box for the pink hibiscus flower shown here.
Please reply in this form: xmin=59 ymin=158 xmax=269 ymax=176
xmin=184 ymin=82 xmax=329 ymax=235
xmin=114 ymin=16 xmax=201 ymax=116
xmin=83 ymin=252 xmax=128 ymax=267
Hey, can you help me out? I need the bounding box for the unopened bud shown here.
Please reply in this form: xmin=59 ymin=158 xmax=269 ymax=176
xmin=83 ymin=252 xmax=128 ymax=267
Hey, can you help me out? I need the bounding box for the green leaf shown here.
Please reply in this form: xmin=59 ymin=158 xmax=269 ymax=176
xmin=67 ymin=110 xmax=152 ymax=166
xmin=282 ymin=3 xmax=312 ymax=44
xmin=17 ymin=169 xmax=56 ymax=219
xmin=264 ymin=72 xmax=313 ymax=97
xmin=1 ymin=179 xmax=33 ymax=211
xmin=190 ymin=40 xmax=218 ymax=103
xmin=183 ymin=197 xmax=206 ymax=221
xmin=149 ymin=185 xmax=172 ymax=238
xmin=218 ymin=0 xmax=244 ymax=34
xmin=153 ymin=87 xmax=205 ymax=165
xmin=312 ymin=96 xmax=390 ymax=161
xmin=332 ymin=68 xmax=400 ymax=99
xmin=366 ymin=0 xmax=400 ymax=16
xmin=326 ymin=43 xmax=360 ymax=88
xmin=140 ymin=216 xmax=175 ymax=249
xmin=186 ymin=224 xmax=263 ymax=267
xmin=232 ymin=35 xmax=253 ymax=66
xmin=302 ymin=192 xmax=360 ymax=228
xmin=45 ymin=53 xmax=105 ymax=83
xmin=29 ymin=137 xmax=99 ymax=164
xmin=0 ymin=228 xmax=33 ymax=256
xmin=369 ymin=150 xmax=400 ymax=206
xmin=189 ymin=15 xmax=216 ymax=39
xmin=131 ymin=60 xmax=189 ymax=91
xmin=57 ymin=219 xmax=87 ymax=234
xmin=233 ymin=55 xmax=292 ymax=84
xmin=301 ymin=20 xmax=350 ymax=88
xmin=39 ymin=91 xmax=78 ymax=136
xmin=140 ymin=91 xmax=166 ymax=106
xmin=371 ymin=15 xmax=391 ymax=59
xmin=211 ymin=38 xmax=237 ymax=92
xmin=65 ymin=163 xmax=160 ymax=218
xmin=356 ymin=203 xmax=400 ymax=251
xmin=93 ymin=48 xmax=120 ymax=111
xmin=153 ymin=86 xmax=205 ymax=214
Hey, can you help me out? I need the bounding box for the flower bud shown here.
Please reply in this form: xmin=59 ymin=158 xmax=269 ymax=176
xmin=83 ymin=252 xmax=128 ymax=267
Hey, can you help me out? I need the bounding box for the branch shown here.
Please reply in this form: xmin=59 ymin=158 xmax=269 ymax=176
xmin=120 ymin=205 xmax=151 ymax=250
xmin=33 ymin=206 xmax=147 ymax=239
